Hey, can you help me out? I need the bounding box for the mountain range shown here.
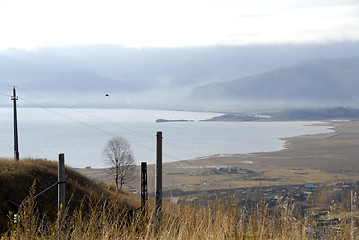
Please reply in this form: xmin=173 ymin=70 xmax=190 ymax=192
xmin=188 ymin=56 xmax=359 ymax=109
xmin=1 ymin=43 xmax=359 ymax=109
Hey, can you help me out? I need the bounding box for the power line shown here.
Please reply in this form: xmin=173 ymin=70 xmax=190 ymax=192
xmin=0 ymin=91 xmax=11 ymax=97
xmin=14 ymin=88 xmax=210 ymax=162
xmin=16 ymin=87 xmax=155 ymax=139
xmin=16 ymin=96 xmax=186 ymax=162
xmin=18 ymin=96 xmax=158 ymax=154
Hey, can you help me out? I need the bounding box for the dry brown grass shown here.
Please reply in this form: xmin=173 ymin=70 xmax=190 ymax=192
xmin=1 ymin=158 xmax=358 ymax=239
xmin=0 ymin=158 xmax=135 ymax=234
xmin=2 ymin=191 xmax=358 ymax=239
xmin=2 ymin=182 xmax=358 ymax=239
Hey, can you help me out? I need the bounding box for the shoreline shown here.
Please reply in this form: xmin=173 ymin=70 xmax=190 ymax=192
xmin=80 ymin=120 xmax=334 ymax=169
xmin=165 ymin=120 xmax=335 ymax=166
xmin=78 ymin=120 xmax=359 ymax=192
xmin=165 ymin=120 xmax=359 ymax=188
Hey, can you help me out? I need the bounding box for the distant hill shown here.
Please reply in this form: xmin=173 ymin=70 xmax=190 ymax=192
xmin=270 ymin=107 xmax=359 ymax=121
xmin=1 ymin=42 xmax=359 ymax=108
xmin=188 ymin=56 xmax=359 ymax=108
xmin=207 ymin=107 xmax=359 ymax=121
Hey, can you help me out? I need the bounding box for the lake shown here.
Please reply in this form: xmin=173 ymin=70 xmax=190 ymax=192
xmin=0 ymin=107 xmax=333 ymax=168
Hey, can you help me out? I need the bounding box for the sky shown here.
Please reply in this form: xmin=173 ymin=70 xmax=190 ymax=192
xmin=0 ymin=0 xmax=359 ymax=50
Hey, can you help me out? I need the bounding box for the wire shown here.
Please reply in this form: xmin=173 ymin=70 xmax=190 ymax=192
xmin=0 ymin=92 xmax=11 ymax=97
xmin=19 ymin=96 xmax=159 ymax=155
xmin=16 ymin=87 xmax=156 ymax=139
xmin=14 ymin=87 xmax=210 ymax=162
xmin=19 ymin=182 xmax=59 ymax=209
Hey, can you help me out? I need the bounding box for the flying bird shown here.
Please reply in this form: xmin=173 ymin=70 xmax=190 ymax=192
xmin=105 ymin=93 xmax=109 ymax=97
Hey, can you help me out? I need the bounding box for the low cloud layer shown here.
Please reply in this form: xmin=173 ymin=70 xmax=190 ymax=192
xmin=1 ymin=43 xmax=359 ymax=110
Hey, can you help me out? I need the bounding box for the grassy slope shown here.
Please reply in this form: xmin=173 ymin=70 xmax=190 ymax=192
xmin=0 ymin=159 xmax=357 ymax=239
xmin=0 ymin=158 xmax=136 ymax=233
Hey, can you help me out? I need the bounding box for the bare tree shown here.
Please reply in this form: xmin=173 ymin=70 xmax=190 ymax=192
xmin=103 ymin=137 xmax=135 ymax=192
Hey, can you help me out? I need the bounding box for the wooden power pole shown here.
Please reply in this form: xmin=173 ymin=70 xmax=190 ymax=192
xmin=155 ymin=131 xmax=163 ymax=236
xmin=11 ymin=86 xmax=19 ymax=160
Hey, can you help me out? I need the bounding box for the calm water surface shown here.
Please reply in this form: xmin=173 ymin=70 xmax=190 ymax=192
xmin=0 ymin=108 xmax=333 ymax=168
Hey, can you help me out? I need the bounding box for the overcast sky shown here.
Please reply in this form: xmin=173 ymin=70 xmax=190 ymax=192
xmin=0 ymin=0 xmax=359 ymax=50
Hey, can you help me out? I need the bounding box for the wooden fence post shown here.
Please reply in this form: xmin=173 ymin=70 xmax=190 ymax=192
xmin=155 ymin=132 xmax=162 ymax=236
xmin=58 ymin=153 xmax=66 ymax=237
xmin=351 ymin=190 xmax=354 ymax=240
xmin=141 ymin=162 xmax=148 ymax=217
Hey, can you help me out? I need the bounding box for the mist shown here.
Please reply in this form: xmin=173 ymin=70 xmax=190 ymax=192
xmin=1 ymin=42 xmax=359 ymax=110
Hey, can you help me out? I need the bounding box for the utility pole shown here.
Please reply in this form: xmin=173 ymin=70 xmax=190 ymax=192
xmin=155 ymin=131 xmax=163 ymax=236
xmin=11 ymin=86 xmax=19 ymax=160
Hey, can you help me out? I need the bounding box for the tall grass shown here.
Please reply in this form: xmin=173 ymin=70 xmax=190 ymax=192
xmin=2 ymin=194 xmax=357 ymax=239
xmin=0 ymin=158 xmax=357 ymax=239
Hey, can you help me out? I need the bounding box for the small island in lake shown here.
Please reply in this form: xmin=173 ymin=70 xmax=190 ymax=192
xmin=156 ymin=119 xmax=195 ymax=123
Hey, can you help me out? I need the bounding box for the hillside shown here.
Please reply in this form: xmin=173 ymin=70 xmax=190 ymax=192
xmin=208 ymin=107 xmax=359 ymax=121
xmin=188 ymin=56 xmax=359 ymax=108
xmin=270 ymin=107 xmax=359 ymax=121
xmin=0 ymin=158 xmax=358 ymax=239
xmin=0 ymin=158 xmax=135 ymax=234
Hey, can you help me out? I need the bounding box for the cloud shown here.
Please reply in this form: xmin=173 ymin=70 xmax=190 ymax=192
xmin=156 ymin=75 xmax=173 ymax=87
xmin=0 ymin=0 xmax=358 ymax=49
xmin=219 ymin=3 xmax=359 ymax=45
